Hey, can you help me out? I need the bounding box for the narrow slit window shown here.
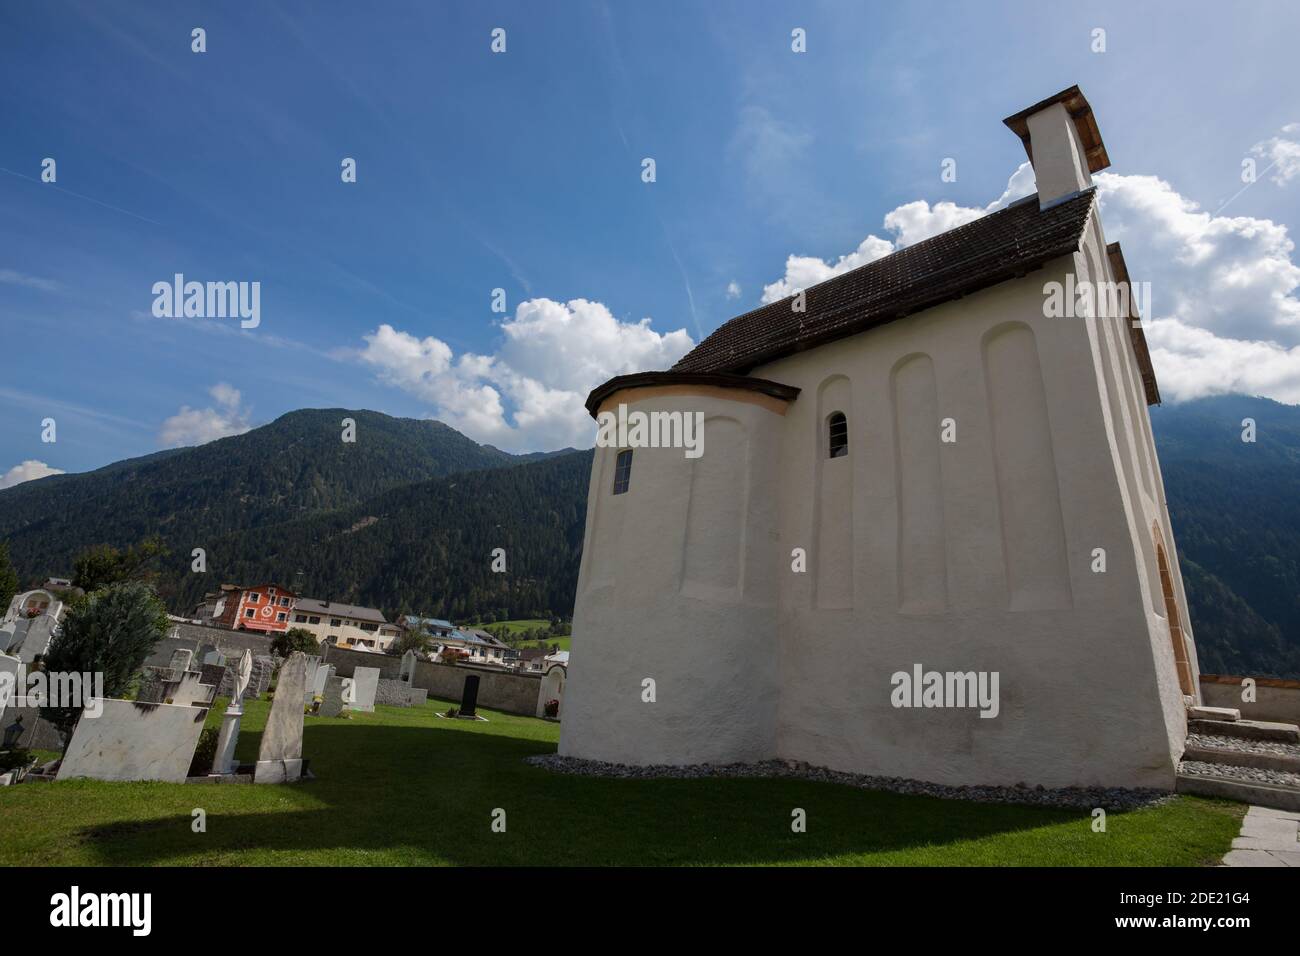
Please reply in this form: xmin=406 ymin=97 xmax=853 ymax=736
xmin=613 ymin=449 xmax=633 ymax=494
xmin=827 ymin=412 xmax=848 ymax=458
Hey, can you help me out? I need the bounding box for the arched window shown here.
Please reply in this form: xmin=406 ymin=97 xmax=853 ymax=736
xmin=827 ymin=412 xmax=848 ymax=458
xmin=612 ymin=449 xmax=633 ymax=494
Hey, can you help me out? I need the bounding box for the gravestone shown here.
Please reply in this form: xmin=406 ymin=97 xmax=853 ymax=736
xmin=0 ymin=653 xmax=20 ymax=722
xmin=201 ymin=649 xmax=226 ymax=667
xmin=302 ymin=655 xmax=322 ymax=704
xmin=460 ymin=674 xmax=481 ymax=717
xmin=213 ymin=650 xmax=253 ymax=775
xmin=199 ymin=662 xmax=227 ymax=689
xmin=375 ymin=678 xmax=426 ymax=707
xmin=319 ymin=675 xmax=353 ymax=717
xmin=312 ymin=663 xmax=333 ymax=699
xmin=169 ymin=648 xmax=194 ymax=672
xmin=170 ymin=672 xmax=214 ymax=706
xmin=57 ymin=699 xmax=209 ymax=783
xmin=537 ymin=665 xmax=566 ymax=719
xmin=399 ymin=649 xmax=417 ymax=683
xmin=254 ymin=652 xmax=307 ymax=783
xmin=351 ymin=667 xmax=380 ymax=713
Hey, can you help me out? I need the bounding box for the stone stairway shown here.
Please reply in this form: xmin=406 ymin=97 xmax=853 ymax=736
xmin=1176 ymin=705 xmax=1300 ymax=811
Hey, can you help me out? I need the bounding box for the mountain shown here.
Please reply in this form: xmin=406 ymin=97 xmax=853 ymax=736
xmin=163 ymin=449 xmax=594 ymax=622
xmin=1150 ymin=394 xmax=1300 ymax=678
xmin=0 ymin=408 xmax=518 ymax=581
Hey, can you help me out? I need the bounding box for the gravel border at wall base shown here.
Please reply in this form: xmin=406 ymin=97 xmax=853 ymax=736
xmin=1186 ymin=732 xmax=1300 ymax=759
xmin=1179 ymin=760 xmax=1300 ymax=789
xmin=526 ymin=755 xmax=1173 ymax=811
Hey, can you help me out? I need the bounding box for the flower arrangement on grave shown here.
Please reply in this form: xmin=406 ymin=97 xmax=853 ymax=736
xmin=544 ymin=699 xmax=560 ymax=718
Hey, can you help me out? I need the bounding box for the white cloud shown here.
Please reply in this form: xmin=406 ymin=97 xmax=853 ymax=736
xmin=726 ymin=281 xmax=741 ymax=300
xmin=761 ymin=235 xmax=894 ymax=303
xmin=760 ymin=163 xmax=1300 ymax=404
xmin=0 ymin=269 xmax=60 ymax=293
xmin=1251 ymin=124 xmax=1300 ymax=186
xmin=355 ymin=300 xmax=694 ymax=452
xmin=760 ymin=164 xmax=1038 ymax=304
xmin=0 ymin=460 xmax=65 ymax=490
xmin=159 ymin=383 xmax=253 ymax=447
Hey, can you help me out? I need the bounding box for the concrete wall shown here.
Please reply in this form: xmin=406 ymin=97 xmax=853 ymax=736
xmin=412 ymin=660 xmax=542 ymax=716
xmin=1200 ymin=675 xmax=1300 ymax=725
xmin=319 ymin=645 xmax=543 ymax=716
xmin=320 ymin=644 xmax=401 ymax=680
xmin=151 ymin=625 xmax=273 ymax=667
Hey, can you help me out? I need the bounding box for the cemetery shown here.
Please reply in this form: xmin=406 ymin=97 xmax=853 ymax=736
xmin=0 ymin=679 xmax=1247 ymax=865
xmin=0 ymin=584 xmax=1260 ymax=865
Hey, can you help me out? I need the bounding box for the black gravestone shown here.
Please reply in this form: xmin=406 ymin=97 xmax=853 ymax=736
xmin=460 ymin=674 xmax=480 ymax=717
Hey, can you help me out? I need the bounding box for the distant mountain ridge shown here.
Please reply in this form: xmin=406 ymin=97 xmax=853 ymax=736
xmin=0 ymin=408 xmax=522 ymax=582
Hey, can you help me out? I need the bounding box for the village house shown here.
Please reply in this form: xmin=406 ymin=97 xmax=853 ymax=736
xmin=560 ymin=86 xmax=1203 ymax=791
xmin=292 ymin=598 xmax=400 ymax=652
xmin=208 ymin=584 xmax=298 ymax=635
xmin=398 ymin=615 xmax=456 ymax=640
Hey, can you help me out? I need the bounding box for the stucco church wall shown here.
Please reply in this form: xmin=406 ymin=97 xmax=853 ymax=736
xmin=755 ymin=251 xmax=1182 ymax=789
xmin=561 ymin=392 xmax=783 ymax=765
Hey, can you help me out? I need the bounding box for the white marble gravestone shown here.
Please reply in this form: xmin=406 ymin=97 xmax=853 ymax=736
xmin=253 ymin=652 xmax=307 ymax=783
xmin=537 ymin=664 xmax=566 ymax=719
xmin=57 ymin=699 xmax=209 ymax=783
xmin=312 ymin=663 xmax=333 ymax=698
xmin=301 ymin=655 xmax=322 ymax=704
xmin=0 ymin=654 xmax=21 ymax=723
xmin=350 ymin=667 xmax=379 ymax=713
xmin=213 ymin=649 xmax=253 ymax=775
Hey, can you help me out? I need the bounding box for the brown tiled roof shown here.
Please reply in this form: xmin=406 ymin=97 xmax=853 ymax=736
xmin=584 ymin=371 xmax=800 ymax=419
xmin=671 ymin=189 xmax=1097 ymax=375
xmin=1105 ymin=242 xmax=1162 ymax=406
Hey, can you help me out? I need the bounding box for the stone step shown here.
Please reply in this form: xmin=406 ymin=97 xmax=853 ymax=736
xmin=1176 ymin=769 xmax=1300 ymax=813
xmin=1187 ymin=718 xmax=1300 ymax=743
xmin=1183 ymin=744 xmax=1300 ymax=775
xmin=1187 ymin=705 xmax=1240 ymax=722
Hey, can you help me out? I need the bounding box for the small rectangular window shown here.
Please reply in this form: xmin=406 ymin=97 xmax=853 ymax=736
xmin=613 ymin=449 xmax=633 ymax=495
xmin=277 ymin=612 xmax=287 ymax=622
xmin=245 ymin=608 xmax=255 ymax=618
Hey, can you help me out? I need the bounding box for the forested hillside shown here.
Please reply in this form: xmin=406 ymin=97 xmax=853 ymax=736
xmin=0 ymin=408 xmax=517 ymax=579
xmin=1150 ymin=394 xmax=1300 ymax=678
xmin=160 ymin=450 xmax=594 ymax=622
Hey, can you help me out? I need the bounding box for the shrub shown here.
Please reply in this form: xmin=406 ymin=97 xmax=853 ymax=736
xmin=271 ymin=628 xmax=318 ymax=659
xmin=544 ymin=699 xmax=560 ymax=718
xmin=188 ymin=727 xmax=220 ymax=776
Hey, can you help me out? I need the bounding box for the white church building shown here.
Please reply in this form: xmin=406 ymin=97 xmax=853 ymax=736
xmin=560 ymin=86 xmax=1202 ymax=790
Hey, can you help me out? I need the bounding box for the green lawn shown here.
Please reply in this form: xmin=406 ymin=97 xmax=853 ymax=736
xmin=480 ymin=618 xmax=571 ymax=651
xmin=0 ymin=698 xmax=1242 ymax=866
xmin=515 ymin=636 xmax=571 ymax=652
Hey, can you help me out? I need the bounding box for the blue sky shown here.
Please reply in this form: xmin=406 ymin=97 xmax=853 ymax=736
xmin=3 ymin=0 xmax=1300 ymax=482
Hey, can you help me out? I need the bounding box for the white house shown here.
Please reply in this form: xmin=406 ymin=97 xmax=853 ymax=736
xmin=291 ymin=598 xmax=400 ymax=651
xmin=560 ymin=86 xmax=1201 ymax=791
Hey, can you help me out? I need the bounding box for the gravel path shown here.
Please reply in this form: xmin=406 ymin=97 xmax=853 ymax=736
xmin=1179 ymin=760 xmax=1300 ymax=789
xmin=526 ymin=754 xmax=1172 ymax=811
